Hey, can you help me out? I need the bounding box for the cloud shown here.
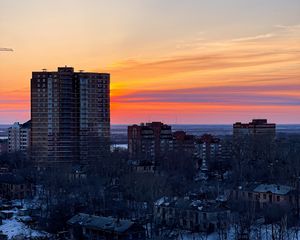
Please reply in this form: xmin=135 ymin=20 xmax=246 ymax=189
xmin=274 ymin=24 xmax=300 ymax=31
xmin=113 ymin=83 xmax=300 ymax=106
xmin=231 ymin=33 xmax=275 ymax=42
xmin=109 ymin=25 xmax=300 ymax=87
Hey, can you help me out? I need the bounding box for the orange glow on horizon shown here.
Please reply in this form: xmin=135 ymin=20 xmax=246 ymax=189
xmin=1 ymin=22 xmax=300 ymax=124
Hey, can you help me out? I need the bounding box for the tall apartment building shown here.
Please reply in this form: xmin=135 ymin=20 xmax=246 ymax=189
xmin=8 ymin=121 xmax=31 ymax=156
xmin=31 ymin=66 xmax=110 ymax=166
xmin=128 ymin=122 xmax=173 ymax=164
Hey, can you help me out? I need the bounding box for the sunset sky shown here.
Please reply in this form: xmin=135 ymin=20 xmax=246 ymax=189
xmin=0 ymin=0 xmax=300 ymax=124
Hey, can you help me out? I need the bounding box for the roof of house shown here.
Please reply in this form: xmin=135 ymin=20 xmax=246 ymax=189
xmin=68 ymin=213 xmax=140 ymax=234
xmin=154 ymin=196 xmax=229 ymax=213
xmin=253 ymin=184 xmax=294 ymax=195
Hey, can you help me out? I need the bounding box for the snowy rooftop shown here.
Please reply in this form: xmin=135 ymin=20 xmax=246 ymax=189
xmin=253 ymin=184 xmax=294 ymax=195
xmin=154 ymin=196 xmax=229 ymax=212
xmin=68 ymin=213 xmax=138 ymax=233
xmin=0 ymin=207 xmax=49 ymax=240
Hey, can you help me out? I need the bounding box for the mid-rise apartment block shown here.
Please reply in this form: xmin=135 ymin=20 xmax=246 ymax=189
xmin=8 ymin=121 xmax=31 ymax=156
xmin=233 ymin=119 xmax=276 ymax=138
xmin=172 ymin=131 xmax=195 ymax=155
xmin=128 ymin=122 xmax=173 ymax=164
xmin=195 ymin=134 xmax=222 ymax=169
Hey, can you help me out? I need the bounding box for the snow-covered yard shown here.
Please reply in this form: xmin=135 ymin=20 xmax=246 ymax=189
xmin=0 ymin=205 xmax=50 ymax=240
xmin=177 ymin=225 xmax=300 ymax=240
xmin=0 ymin=218 xmax=48 ymax=239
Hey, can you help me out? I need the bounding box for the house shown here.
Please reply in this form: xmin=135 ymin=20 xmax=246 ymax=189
xmin=154 ymin=196 xmax=230 ymax=233
xmin=68 ymin=213 xmax=146 ymax=240
xmin=229 ymin=183 xmax=296 ymax=210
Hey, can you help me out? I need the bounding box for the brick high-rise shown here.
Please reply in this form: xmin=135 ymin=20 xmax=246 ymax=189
xmin=31 ymin=66 xmax=110 ymax=166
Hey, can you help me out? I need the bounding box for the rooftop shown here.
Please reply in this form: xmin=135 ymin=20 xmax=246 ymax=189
xmin=253 ymin=184 xmax=294 ymax=195
xmin=68 ymin=213 xmax=138 ymax=233
xmin=154 ymin=196 xmax=229 ymax=212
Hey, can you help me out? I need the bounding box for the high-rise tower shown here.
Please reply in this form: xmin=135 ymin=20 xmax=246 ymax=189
xmin=31 ymin=66 xmax=110 ymax=166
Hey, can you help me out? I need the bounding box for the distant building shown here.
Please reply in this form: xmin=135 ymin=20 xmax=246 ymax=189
xmin=68 ymin=213 xmax=145 ymax=240
xmin=195 ymin=134 xmax=222 ymax=170
xmin=128 ymin=122 xmax=173 ymax=164
xmin=7 ymin=121 xmax=31 ymax=157
xmin=172 ymin=131 xmax=195 ymax=155
xmin=154 ymin=196 xmax=230 ymax=233
xmin=233 ymin=119 xmax=276 ymax=138
xmin=232 ymin=119 xmax=276 ymax=180
xmin=31 ymin=66 xmax=110 ymax=166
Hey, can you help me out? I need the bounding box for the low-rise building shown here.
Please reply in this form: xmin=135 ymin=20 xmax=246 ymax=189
xmin=68 ymin=213 xmax=146 ymax=240
xmin=0 ymin=173 xmax=34 ymax=200
xmin=154 ymin=196 xmax=230 ymax=233
xmin=229 ymin=183 xmax=296 ymax=209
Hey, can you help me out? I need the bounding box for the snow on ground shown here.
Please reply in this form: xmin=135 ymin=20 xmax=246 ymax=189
xmin=178 ymin=225 xmax=300 ymax=240
xmin=177 ymin=230 xmax=235 ymax=240
xmin=0 ymin=219 xmax=48 ymax=239
xmin=0 ymin=201 xmax=50 ymax=240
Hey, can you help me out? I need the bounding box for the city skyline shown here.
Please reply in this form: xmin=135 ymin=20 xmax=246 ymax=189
xmin=1 ymin=0 xmax=300 ymax=124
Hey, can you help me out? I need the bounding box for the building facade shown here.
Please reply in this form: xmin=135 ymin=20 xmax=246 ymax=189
xmin=172 ymin=131 xmax=195 ymax=155
xmin=128 ymin=122 xmax=173 ymax=165
xmin=31 ymin=66 xmax=110 ymax=166
xmin=195 ymin=134 xmax=222 ymax=170
xmin=229 ymin=184 xmax=296 ymax=210
xmin=233 ymin=119 xmax=276 ymax=138
xmin=154 ymin=196 xmax=230 ymax=233
xmin=7 ymin=121 xmax=31 ymax=157
xmin=232 ymin=119 xmax=276 ymax=180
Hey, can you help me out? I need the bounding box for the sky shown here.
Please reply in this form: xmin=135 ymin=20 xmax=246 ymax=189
xmin=0 ymin=0 xmax=300 ymax=124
